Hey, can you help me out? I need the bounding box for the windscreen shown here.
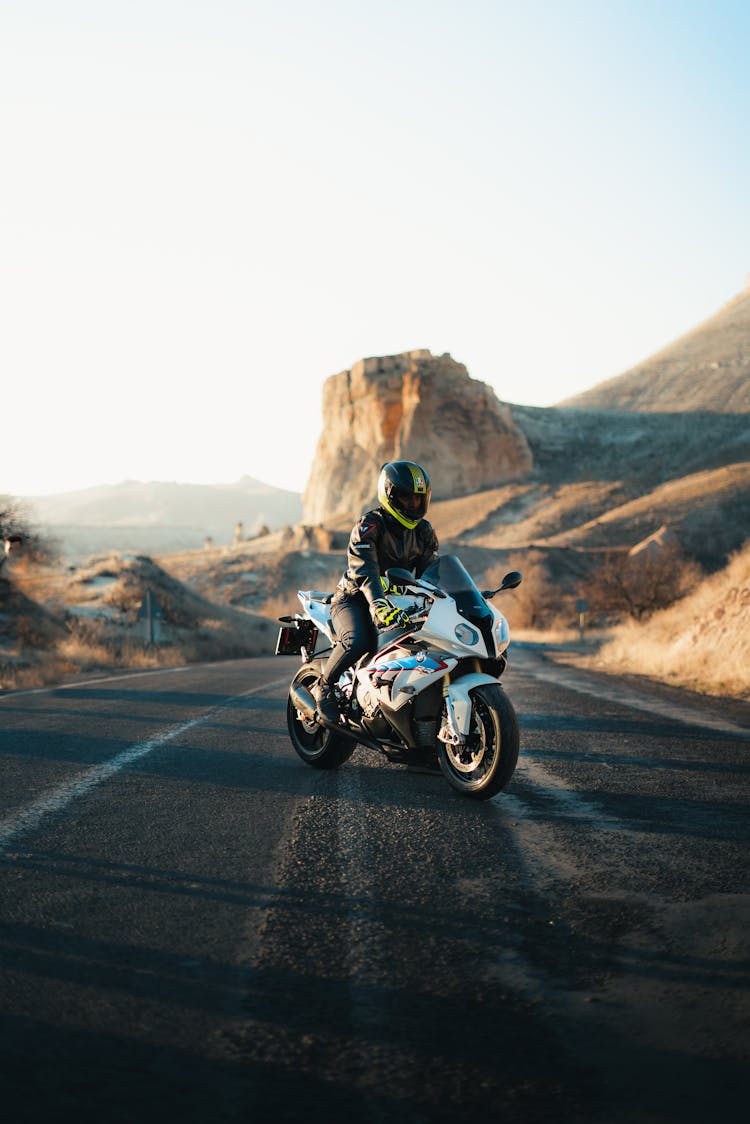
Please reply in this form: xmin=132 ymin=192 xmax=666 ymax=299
xmin=421 ymin=555 xmax=492 ymax=626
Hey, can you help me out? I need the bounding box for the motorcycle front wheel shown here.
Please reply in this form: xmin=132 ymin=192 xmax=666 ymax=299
xmin=287 ymin=660 xmax=355 ymax=770
xmin=437 ymin=683 xmax=519 ymax=800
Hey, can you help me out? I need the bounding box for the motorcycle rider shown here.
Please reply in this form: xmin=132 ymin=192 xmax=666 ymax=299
xmin=315 ymin=460 xmax=439 ymax=725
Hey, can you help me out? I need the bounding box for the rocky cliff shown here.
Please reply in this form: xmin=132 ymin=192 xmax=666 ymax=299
xmin=302 ymin=350 xmax=533 ymax=525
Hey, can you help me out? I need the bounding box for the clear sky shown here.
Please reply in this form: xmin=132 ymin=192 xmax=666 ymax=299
xmin=3 ymin=0 xmax=749 ymax=498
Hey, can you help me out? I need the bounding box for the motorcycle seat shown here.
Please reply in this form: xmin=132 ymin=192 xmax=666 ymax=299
xmin=307 ymin=592 xmax=333 ymax=604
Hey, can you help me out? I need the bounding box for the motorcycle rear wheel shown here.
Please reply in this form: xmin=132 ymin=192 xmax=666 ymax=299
xmin=437 ymin=683 xmax=519 ymax=800
xmin=287 ymin=661 xmax=355 ymax=770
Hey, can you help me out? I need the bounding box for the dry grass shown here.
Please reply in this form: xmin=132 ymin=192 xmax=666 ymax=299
xmin=260 ymin=591 xmax=305 ymax=621
xmin=0 ymin=615 xmax=270 ymax=692
xmin=0 ymin=551 xmax=278 ymax=693
xmin=587 ymin=540 xmax=750 ymax=699
xmin=1 ymin=624 xmax=201 ymax=692
xmin=56 ymin=632 xmax=186 ymax=673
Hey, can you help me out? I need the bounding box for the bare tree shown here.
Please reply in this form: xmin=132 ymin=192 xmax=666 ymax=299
xmin=0 ymin=496 xmax=56 ymax=571
xmin=587 ymin=539 xmax=702 ymax=622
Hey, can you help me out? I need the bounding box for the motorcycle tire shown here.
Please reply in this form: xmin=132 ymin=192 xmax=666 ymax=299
xmin=437 ymin=683 xmax=519 ymax=800
xmin=287 ymin=660 xmax=356 ymax=770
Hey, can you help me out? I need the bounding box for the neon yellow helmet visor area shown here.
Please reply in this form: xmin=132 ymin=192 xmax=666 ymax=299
xmin=377 ymin=461 xmax=431 ymax=529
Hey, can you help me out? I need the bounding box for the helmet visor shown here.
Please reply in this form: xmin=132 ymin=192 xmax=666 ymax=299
xmin=392 ymin=489 xmax=428 ymax=520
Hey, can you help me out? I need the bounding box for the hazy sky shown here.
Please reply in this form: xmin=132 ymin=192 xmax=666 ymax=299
xmin=3 ymin=0 xmax=749 ymax=498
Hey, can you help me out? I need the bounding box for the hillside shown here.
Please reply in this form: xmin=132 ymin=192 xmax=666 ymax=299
xmin=1 ymin=552 xmax=276 ymax=690
xmin=428 ymin=406 xmax=750 ymax=571
xmin=587 ymin=539 xmax=750 ymax=698
xmin=508 ymin=404 xmax=750 ymax=485
xmin=559 ymin=282 xmax=750 ymax=412
xmin=539 ymin=463 xmax=750 ymax=565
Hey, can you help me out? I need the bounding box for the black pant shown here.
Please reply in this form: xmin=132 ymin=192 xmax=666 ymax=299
xmin=321 ymin=591 xmax=377 ymax=684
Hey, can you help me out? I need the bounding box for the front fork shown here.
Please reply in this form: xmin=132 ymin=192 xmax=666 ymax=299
xmin=438 ymin=665 xmax=498 ymax=747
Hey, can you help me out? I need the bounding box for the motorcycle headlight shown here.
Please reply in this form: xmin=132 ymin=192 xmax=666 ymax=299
xmin=454 ymin=622 xmax=479 ymax=646
xmin=494 ymin=614 xmax=510 ymax=654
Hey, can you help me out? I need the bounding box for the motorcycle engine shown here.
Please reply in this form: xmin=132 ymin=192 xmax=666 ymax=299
xmin=356 ymin=681 xmax=380 ymax=718
xmin=362 ymin=713 xmax=392 ymax=739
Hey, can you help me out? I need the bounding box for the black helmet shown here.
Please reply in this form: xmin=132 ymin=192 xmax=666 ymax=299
xmin=377 ymin=461 xmax=431 ymax=530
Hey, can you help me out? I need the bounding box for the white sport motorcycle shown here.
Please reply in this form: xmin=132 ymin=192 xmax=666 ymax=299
xmin=276 ymin=555 xmax=522 ymax=800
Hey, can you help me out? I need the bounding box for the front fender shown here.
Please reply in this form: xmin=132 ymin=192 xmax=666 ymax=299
xmin=446 ymin=672 xmax=501 ymax=736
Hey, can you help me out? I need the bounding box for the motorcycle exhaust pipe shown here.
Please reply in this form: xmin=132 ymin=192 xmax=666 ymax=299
xmin=289 ymin=682 xmax=385 ymax=753
xmin=290 ymin=683 xmax=317 ymax=721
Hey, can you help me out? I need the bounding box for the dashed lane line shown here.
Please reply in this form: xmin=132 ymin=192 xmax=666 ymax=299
xmin=0 ymin=675 xmax=291 ymax=851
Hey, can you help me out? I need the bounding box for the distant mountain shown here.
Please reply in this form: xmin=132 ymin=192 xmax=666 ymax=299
xmin=23 ymin=476 xmax=302 ymax=560
xmin=558 ymin=282 xmax=750 ymax=413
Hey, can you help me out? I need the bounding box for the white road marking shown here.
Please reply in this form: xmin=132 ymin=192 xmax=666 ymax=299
xmin=0 ymin=674 xmax=291 ymax=851
xmin=0 ymin=664 xmax=195 ymax=701
xmin=518 ymin=656 xmax=750 ymax=738
xmin=508 ymin=757 xmax=623 ymax=831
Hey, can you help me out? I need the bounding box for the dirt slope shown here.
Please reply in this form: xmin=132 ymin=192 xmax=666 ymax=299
xmin=590 ymin=538 xmax=750 ymax=697
xmin=559 ymin=284 xmax=750 ymax=412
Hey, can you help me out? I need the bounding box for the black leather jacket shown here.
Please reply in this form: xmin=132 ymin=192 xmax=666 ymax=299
xmin=336 ymin=508 xmax=439 ymax=606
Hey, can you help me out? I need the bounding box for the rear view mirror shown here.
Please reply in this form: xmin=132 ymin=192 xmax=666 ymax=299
xmin=481 ymin=571 xmax=523 ymax=599
xmin=501 ymin=571 xmax=523 ymax=590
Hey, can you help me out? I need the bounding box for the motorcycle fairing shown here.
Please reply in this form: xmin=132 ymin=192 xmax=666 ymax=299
xmin=297 ymin=593 xmax=334 ymax=647
xmin=415 ymin=597 xmax=491 ymax=659
xmin=356 ymin=646 xmax=458 ymax=712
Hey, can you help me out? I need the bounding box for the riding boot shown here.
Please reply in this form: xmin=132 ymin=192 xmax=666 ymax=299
xmin=314 ymin=679 xmax=340 ymax=725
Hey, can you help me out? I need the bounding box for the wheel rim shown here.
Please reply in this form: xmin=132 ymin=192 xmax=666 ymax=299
xmin=289 ymin=671 xmax=333 ymax=759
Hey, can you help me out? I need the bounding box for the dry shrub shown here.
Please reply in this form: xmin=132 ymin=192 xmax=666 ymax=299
xmin=57 ymin=632 xmax=119 ymax=672
xmin=0 ymin=656 xmax=72 ymax=692
xmin=587 ymin=540 xmax=703 ymax=622
xmin=261 ymin=592 xmax=305 ymax=621
xmin=1 ymin=495 xmax=58 ymax=568
xmin=482 ymin=552 xmax=560 ymax=630
xmin=594 ymin=540 xmax=750 ymax=698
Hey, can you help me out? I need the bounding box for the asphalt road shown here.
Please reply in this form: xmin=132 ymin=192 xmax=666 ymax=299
xmin=1 ymin=649 xmax=748 ymax=1124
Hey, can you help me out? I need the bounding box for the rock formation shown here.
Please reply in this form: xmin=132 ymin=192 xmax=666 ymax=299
xmin=303 ymin=350 xmax=533 ymax=525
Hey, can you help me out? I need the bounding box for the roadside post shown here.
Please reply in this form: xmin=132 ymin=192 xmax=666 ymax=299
xmin=137 ymin=590 xmax=163 ymax=647
xmin=576 ymin=598 xmax=589 ymax=642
